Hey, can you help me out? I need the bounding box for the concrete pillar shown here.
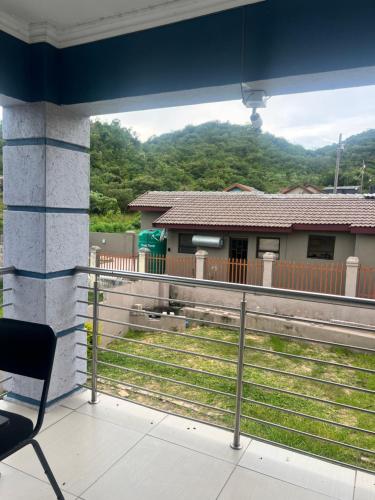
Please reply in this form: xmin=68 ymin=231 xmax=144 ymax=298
xmin=195 ymin=250 xmax=208 ymax=280
xmin=126 ymin=231 xmax=138 ymax=256
xmin=90 ymin=246 xmax=101 ymax=268
xmin=138 ymin=247 xmax=150 ymax=273
xmin=2 ymin=102 xmax=89 ymax=407
xmin=345 ymin=256 xmax=360 ymax=297
xmin=262 ymin=252 xmax=277 ymax=288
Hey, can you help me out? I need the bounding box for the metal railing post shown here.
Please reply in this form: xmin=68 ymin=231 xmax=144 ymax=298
xmin=231 ymin=292 xmax=247 ymax=450
xmin=90 ymin=274 xmax=99 ymax=404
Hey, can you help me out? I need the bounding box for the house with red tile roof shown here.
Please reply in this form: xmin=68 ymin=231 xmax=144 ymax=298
xmin=280 ymin=184 xmax=322 ymax=195
xmin=129 ymin=192 xmax=375 ymax=266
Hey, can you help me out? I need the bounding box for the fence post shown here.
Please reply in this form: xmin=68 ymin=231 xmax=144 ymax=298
xmin=262 ymin=252 xmax=276 ymax=287
xmin=89 ymin=245 xmax=101 ymax=267
xmin=138 ymin=247 xmax=150 ymax=273
xmin=195 ymin=250 xmax=208 ymax=279
xmin=345 ymin=256 xmax=360 ymax=297
xmin=231 ymin=292 xmax=247 ymax=450
xmin=89 ymin=274 xmax=99 ymax=405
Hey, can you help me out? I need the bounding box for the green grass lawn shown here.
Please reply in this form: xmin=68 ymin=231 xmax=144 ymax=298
xmin=92 ymin=325 xmax=375 ymax=471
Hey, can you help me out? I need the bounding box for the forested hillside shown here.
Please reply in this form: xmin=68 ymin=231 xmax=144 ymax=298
xmin=2 ymin=120 xmax=375 ymax=218
xmin=90 ymin=120 xmax=375 ymax=213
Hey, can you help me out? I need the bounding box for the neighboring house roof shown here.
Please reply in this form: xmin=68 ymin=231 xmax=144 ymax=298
xmin=280 ymin=184 xmax=322 ymax=194
xmin=223 ymin=183 xmax=261 ymax=192
xmin=129 ymin=192 xmax=375 ymax=233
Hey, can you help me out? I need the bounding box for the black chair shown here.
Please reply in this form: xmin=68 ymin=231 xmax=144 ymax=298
xmin=0 ymin=318 xmax=64 ymax=499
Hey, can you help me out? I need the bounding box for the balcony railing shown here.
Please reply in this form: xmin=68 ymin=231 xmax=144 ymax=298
xmin=74 ymin=265 xmax=375 ymax=474
xmin=0 ymin=265 xmax=374 ymax=474
xmin=95 ymin=250 xmax=375 ymax=298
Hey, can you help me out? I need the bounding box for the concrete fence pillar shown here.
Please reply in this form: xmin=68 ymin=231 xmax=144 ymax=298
xmin=3 ymin=102 xmax=90 ymax=407
xmin=90 ymin=246 xmax=101 ymax=268
xmin=195 ymin=250 xmax=208 ymax=280
xmin=345 ymin=256 xmax=360 ymax=297
xmin=138 ymin=247 xmax=150 ymax=273
xmin=262 ymin=252 xmax=277 ymax=288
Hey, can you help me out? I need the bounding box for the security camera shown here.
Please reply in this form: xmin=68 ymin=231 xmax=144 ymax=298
xmin=241 ymin=86 xmax=268 ymax=131
xmin=250 ymin=108 xmax=263 ymax=130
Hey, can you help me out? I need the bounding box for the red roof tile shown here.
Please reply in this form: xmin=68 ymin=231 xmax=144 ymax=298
xmin=129 ymin=192 xmax=375 ymax=232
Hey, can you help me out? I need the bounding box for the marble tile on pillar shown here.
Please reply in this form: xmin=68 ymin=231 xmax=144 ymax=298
xmin=3 ymin=102 xmax=90 ymax=148
xmin=3 ymin=273 xmax=88 ymax=333
xmin=4 ymin=211 xmax=88 ymax=273
xmin=3 ymin=145 xmax=89 ymax=209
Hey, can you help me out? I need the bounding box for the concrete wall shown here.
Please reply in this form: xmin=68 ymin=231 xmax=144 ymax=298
xmin=87 ymin=279 xmax=170 ymax=346
xmin=90 ymin=232 xmax=138 ymax=256
xmin=165 ymin=229 xmax=361 ymax=264
xmin=285 ymin=232 xmax=356 ymax=263
xmin=141 ymin=211 xmax=165 ymax=230
xmin=354 ymin=234 xmax=375 ymax=266
xmin=171 ymin=284 xmax=375 ymax=328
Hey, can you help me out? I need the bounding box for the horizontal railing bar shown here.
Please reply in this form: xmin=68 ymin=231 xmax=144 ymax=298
xmin=75 ymin=266 xmax=375 ymax=309
xmin=246 ymin=326 xmax=375 ymax=353
xmin=94 ymin=329 xmax=238 ymax=350
xmin=244 ymin=380 xmax=375 ymax=415
xmin=89 ymin=373 xmax=235 ymax=416
xmin=0 ymin=303 xmax=13 ymax=308
xmin=241 ymin=397 xmax=375 ymax=435
xmin=80 ymin=299 xmax=240 ymax=331
xmin=78 ymin=284 xmax=240 ymax=312
xmin=77 ymin=315 xmax=239 ymax=347
xmin=244 ymin=345 xmax=375 ymax=374
xmin=240 ymin=414 xmax=375 ymax=454
xmin=78 ymin=367 xmax=236 ymax=399
xmin=244 ymin=361 xmax=375 ymax=394
xmin=0 ymin=376 xmax=12 ymax=385
xmin=79 ymin=384 xmax=234 ymax=434
xmin=240 ymin=431 xmax=374 ymax=475
xmin=96 ymin=343 xmax=237 ymax=366
xmin=77 ymin=354 xmax=237 ymax=382
xmin=1 ymin=288 xmax=12 ymax=292
xmin=0 ymin=266 xmax=15 ymax=277
xmin=246 ymin=307 xmax=375 ymax=334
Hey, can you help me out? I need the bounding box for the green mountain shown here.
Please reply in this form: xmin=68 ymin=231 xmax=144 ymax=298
xmin=90 ymin=120 xmax=375 ymax=213
xmin=2 ymin=120 xmax=375 ymax=217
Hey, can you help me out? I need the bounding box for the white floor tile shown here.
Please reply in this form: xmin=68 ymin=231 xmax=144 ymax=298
xmin=0 ymin=399 xmax=72 ymax=431
xmin=219 ymin=466 xmax=336 ymax=500
xmin=59 ymin=389 xmax=91 ymax=410
xmin=82 ymin=435 xmax=234 ymax=500
xmin=239 ymin=441 xmax=355 ymax=500
xmin=354 ymin=472 xmax=375 ymax=500
xmin=77 ymin=393 xmax=165 ymax=433
xmin=0 ymin=463 xmax=76 ymax=500
xmin=149 ymin=414 xmax=250 ymax=463
xmin=4 ymin=411 xmax=143 ymax=496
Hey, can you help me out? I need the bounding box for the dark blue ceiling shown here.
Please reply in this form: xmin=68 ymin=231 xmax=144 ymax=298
xmin=1 ymin=0 xmax=375 ymax=105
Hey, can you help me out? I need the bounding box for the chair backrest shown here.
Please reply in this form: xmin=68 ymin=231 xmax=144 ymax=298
xmin=0 ymin=318 xmax=57 ymax=381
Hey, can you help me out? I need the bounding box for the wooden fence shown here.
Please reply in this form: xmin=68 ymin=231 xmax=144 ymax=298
xmin=272 ymin=260 xmax=346 ymax=295
xmin=96 ymin=252 xmax=374 ymax=298
xmin=98 ymin=253 xmax=138 ymax=272
xmin=205 ymin=257 xmax=263 ymax=285
xmin=146 ymin=254 xmax=196 ymax=278
xmin=357 ymin=265 xmax=375 ymax=299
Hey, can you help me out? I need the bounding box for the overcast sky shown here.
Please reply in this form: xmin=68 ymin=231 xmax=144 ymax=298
xmin=2 ymin=84 xmax=375 ymax=149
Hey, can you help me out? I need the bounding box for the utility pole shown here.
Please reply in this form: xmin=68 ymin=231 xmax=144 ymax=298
xmin=360 ymin=160 xmax=366 ymax=194
xmin=333 ymin=133 xmax=343 ymax=194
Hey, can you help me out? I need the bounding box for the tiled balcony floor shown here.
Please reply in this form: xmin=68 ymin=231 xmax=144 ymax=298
xmin=0 ymin=390 xmax=373 ymax=500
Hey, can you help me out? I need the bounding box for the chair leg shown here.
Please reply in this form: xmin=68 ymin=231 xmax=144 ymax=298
xmin=30 ymin=439 xmax=65 ymax=500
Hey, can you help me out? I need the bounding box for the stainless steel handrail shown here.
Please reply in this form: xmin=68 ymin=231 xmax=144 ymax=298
xmin=76 ymin=265 xmax=375 ymax=308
